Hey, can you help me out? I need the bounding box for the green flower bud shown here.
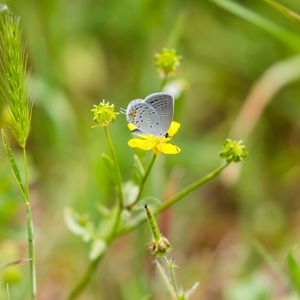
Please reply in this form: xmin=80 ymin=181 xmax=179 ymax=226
xmin=220 ymin=139 xmax=248 ymax=163
xmin=91 ymin=100 xmax=118 ymax=127
xmin=155 ymin=48 xmax=181 ymax=79
xmin=145 ymin=205 xmax=171 ymax=257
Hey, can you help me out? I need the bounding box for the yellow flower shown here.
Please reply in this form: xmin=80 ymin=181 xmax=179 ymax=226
xmin=91 ymin=100 xmax=118 ymax=127
xmin=128 ymin=121 xmax=181 ymax=155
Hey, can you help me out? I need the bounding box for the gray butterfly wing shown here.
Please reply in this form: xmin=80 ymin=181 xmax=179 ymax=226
xmin=145 ymin=92 xmax=174 ymax=135
xmin=126 ymin=100 xmax=162 ymax=136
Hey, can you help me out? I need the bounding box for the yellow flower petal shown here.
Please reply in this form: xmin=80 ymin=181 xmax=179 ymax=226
xmin=128 ymin=123 xmax=137 ymax=131
xmin=128 ymin=138 xmax=156 ymax=151
xmin=168 ymin=121 xmax=180 ymax=137
xmin=157 ymin=142 xmax=181 ymax=154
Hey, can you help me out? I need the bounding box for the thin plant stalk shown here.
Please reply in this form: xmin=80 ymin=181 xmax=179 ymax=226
xmin=6 ymin=284 xmax=10 ymax=300
xmin=160 ymin=76 xmax=169 ymax=90
xmin=165 ymin=257 xmax=180 ymax=297
xmin=126 ymin=154 xmax=157 ymax=209
xmin=23 ymin=147 xmax=37 ymax=300
xmin=103 ymin=126 xmax=123 ymax=209
xmin=67 ymin=254 xmax=103 ymax=300
xmin=68 ymin=162 xmax=231 ymax=299
xmin=156 ymin=260 xmax=177 ymax=298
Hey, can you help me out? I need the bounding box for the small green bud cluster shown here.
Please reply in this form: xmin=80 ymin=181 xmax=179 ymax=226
xmin=220 ymin=139 xmax=247 ymax=163
xmin=151 ymin=236 xmax=171 ymax=258
xmin=91 ymin=100 xmax=118 ymax=127
xmin=155 ymin=48 xmax=181 ymax=79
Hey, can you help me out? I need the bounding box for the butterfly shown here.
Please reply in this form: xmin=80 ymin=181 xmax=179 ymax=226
xmin=123 ymin=92 xmax=174 ymax=137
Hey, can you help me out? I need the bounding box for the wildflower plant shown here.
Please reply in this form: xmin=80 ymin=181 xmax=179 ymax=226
xmin=0 ymin=13 xmax=36 ymax=299
xmin=65 ymin=45 xmax=247 ymax=300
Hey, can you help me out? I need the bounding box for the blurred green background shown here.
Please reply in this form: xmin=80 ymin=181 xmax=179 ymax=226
xmin=1 ymin=0 xmax=300 ymax=299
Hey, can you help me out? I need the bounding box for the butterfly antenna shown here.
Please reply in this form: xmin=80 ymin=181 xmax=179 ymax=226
xmin=120 ymin=108 xmax=126 ymax=114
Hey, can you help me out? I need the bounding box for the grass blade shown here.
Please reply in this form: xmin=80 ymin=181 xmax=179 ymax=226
xmin=287 ymin=251 xmax=300 ymax=296
xmin=210 ymin=0 xmax=300 ymax=51
xmin=263 ymin=0 xmax=300 ymax=23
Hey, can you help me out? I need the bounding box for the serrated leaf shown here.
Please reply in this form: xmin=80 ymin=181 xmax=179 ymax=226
xmin=64 ymin=207 xmax=94 ymax=242
xmin=1 ymin=129 xmax=26 ymax=202
xmin=287 ymin=251 xmax=300 ymax=296
xmin=133 ymin=154 xmax=145 ymax=179
xmin=89 ymin=239 xmax=107 ymax=260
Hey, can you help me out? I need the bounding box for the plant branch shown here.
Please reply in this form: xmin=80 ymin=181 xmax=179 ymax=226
xmin=158 ymin=162 xmax=230 ymax=212
xmin=164 ymin=256 xmax=180 ymax=297
xmin=126 ymin=154 xmax=157 ymax=209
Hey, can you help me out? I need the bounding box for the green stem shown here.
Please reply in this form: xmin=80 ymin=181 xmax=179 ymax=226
xmin=23 ymin=147 xmax=36 ymax=300
xmin=67 ymin=254 xmax=104 ymax=300
xmin=68 ymin=128 xmax=123 ymax=299
xmin=158 ymin=162 xmax=229 ymax=212
xmin=126 ymin=154 xmax=156 ymax=209
xmin=164 ymin=257 xmax=180 ymax=297
xmin=159 ymin=75 xmax=169 ymax=91
xmin=67 ymin=162 xmax=230 ymax=299
xmin=104 ymin=126 xmax=123 ymax=209
xmin=156 ymin=260 xmax=176 ymax=298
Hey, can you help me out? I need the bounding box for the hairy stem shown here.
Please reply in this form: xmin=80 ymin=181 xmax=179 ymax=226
xmin=126 ymin=154 xmax=156 ymax=209
xmin=164 ymin=257 xmax=180 ymax=297
xmin=156 ymin=260 xmax=177 ymax=298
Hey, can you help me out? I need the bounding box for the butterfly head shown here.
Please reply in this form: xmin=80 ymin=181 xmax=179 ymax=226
xmin=125 ymin=99 xmax=142 ymax=123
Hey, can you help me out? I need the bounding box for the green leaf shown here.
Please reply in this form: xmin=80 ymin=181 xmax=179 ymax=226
xmin=1 ymin=129 xmax=26 ymax=202
xmin=64 ymin=207 xmax=95 ymax=242
xmin=287 ymin=251 xmax=300 ymax=296
xmin=96 ymin=206 xmax=118 ymax=238
xmin=133 ymin=154 xmax=145 ymax=179
xmin=89 ymin=239 xmax=107 ymax=260
xmin=123 ymin=181 xmax=139 ymax=207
